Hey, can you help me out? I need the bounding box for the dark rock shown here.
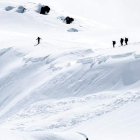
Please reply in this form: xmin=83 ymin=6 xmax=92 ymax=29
xmin=40 ymin=6 xmax=50 ymax=15
xmin=65 ymin=16 xmax=74 ymax=24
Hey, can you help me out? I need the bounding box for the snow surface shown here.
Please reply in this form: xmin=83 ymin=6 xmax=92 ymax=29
xmin=0 ymin=0 xmax=140 ymax=140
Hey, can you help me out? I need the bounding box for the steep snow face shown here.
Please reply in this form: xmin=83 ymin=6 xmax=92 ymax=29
xmin=1 ymin=34 xmax=140 ymax=122
xmin=1 ymin=0 xmax=140 ymax=140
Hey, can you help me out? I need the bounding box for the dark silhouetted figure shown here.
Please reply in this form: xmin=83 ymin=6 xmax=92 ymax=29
xmin=64 ymin=16 xmax=74 ymax=24
xmin=120 ymin=38 xmax=124 ymax=46
xmin=86 ymin=138 xmax=88 ymax=140
xmin=112 ymin=41 xmax=116 ymax=48
xmin=125 ymin=37 xmax=128 ymax=45
xmin=36 ymin=37 xmax=42 ymax=45
xmin=40 ymin=6 xmax=50 ymax=15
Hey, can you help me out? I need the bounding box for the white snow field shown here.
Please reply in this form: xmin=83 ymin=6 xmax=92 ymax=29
xmin=0 ymin=0 xmax=140 ymax=140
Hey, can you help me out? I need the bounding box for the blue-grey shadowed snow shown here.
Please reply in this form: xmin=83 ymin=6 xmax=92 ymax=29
xmin=122 ymin=60 xmax=140 ymax=86
xmin=16 ymin=6 xmax=26 ymax=13
xmin=5 ymin=6 xmax=15 ymax=11
xmin=67 ymin=28 xmax=78 ymax=32
xmin=0 ymin=48 xmax=11 ymax=56
xmin=77 ymin=132 xmax=88 ymax=139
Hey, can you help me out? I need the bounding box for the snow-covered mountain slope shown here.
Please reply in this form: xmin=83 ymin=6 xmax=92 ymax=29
xmin=0 ymin=0 xmax=140 ymax=140
xmin=30 ymin=0 xmax=140 ymax=28
xmin=0 ymin=128 xmax=86 ymax=140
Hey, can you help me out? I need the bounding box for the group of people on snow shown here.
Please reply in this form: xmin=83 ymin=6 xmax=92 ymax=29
xmin=36 ymin=37 xmax=129 ymax=49
xmin=113 ymin=38 xmax=128 ymax=48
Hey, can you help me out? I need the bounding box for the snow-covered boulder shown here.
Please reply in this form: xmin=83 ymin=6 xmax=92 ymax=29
xmin=58 ymin=16 xmax=74 ymax=24
xmin=16 ymin=6 xmax=26 ymax=13
xmin=65 ymin=16 xmax=74 ymax=24
xmin=67 ymin=28 xmax=78 ymax=32
xmin=57 ymin=16 xmax=65 ymax=21
xmin=36 ymin=4 xmax=50 ymax=15
xmin=40 ymin=6 xmax=50 ymax=15
xmin=36 ymin=3 xmax=42 ymax=13
xmin=5 ymin=6 xmax=15 ymax=11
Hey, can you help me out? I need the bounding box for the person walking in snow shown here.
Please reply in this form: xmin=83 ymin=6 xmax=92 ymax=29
xmin=112 ymin=41 xmax=116 ymax=48
xmin=125 ymin=37 xmax=128 ymax=45
xmin=36 ymin=37 xmax=42 ymax=45
xmin=120 ymin=38 xmax=124 ymax=46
